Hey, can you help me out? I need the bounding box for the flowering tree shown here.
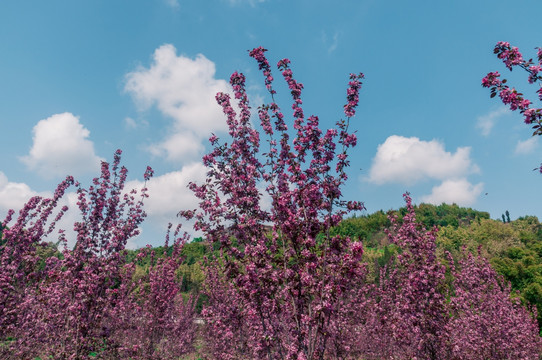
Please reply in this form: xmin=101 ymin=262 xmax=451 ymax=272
xmin=181 ymin=47 xmax=367 ymax=359
xmin=1 ymin=150 xmax=154 ymax=358
xmin=446 ymin=251 xmax=541 ymax=359
xmin=0 ymin=151 xmax=196 ymax=359
xmin=482 ymin=41 xmax=542 ymax=171
xmin=0 ymin=176 xmax=73 ymax=339
xmin=108 ymin=227 xmax=197 ymax=360
xmin=110 ymin=260 xmax=197 ymax=359
xmin=357 ymin=194 xmax=449 ymax=359
xmin=356 ymin=194 xmax=542 ymax=360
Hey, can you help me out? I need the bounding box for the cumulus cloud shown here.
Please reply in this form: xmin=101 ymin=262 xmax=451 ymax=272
xmin=0 ymin=173 xmax=80 ymax=248
xmin=125 ymin=162 xmax=207 ymax=230
xmin=147 ymin=131 xmax=205 ymax=162
xmin=20 ymin=112 xmax=103 ymax=179
xmin=367 ymin=135 xmax=479 ymax=185
xmin=515 ymin=136 xmax=538 ymax=155
xmin=420 ymin=178 xmax=484 ymax=207
xmin=0 ymin=172 xmax=50 ymax=216
xmin=476 ymin=107 xmax=508 ymax=137
xmin=125 ymin=45 xmax=231 ymax=163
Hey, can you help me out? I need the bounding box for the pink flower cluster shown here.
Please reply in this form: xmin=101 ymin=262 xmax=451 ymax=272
xmin=482 ymin=71 xmax=534 ymax=118
xmin=482 ymin=42 xmax=542 ymax=128
xmin=483 ymin=41 xmax=542 ymax=172
xmin=344 ymin=73 xmax=364 ymax=118
xmin=494 ymin=41 xmax=525 ymax=70
xmin=446 ymin=250 xmax=541 ymax=359
xmin=249 ymin=46 xmax=275 ymax=94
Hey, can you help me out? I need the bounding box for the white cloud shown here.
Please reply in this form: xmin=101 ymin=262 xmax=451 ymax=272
xmin=0 ymin=164 xmax=202 ymax=249
xmin=147 ymin=131 xmax=205 ymax=162
xmin=0 ymin=172 xmax=50 ymax=217
xmin=420 ymin=178 xmax=484 ymax=207
xmin=20 ymin=112 xmax=103 ymax=179
xmin=476 ymin=107 xmax=508 ymax=137
xmin=515 ymin=136 xmax=538 ymax=155
xmin=125 ymin=162 xmax=207 ymax=229
xmin=125 ymin=44 xmax=231 ymax=163
xmin=367 ymin=135 xmax=479 ymax=185
xmin=0 ymin=173 xmax=79 ymax=248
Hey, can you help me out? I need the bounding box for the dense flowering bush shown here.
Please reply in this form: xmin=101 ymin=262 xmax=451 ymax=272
xmin=0 ymin=151 xmax=196 ymax=359
xmin=358 ymin=194 xmax=449 ymax=359
xmin=446 ymin=251 xmax=541 ymax=359
xmin=359 ymin=194 xmax=541 ymax=359
xmin=0 ymin=175 xmax=73 ymax=339
xmin=109 ymin=229 xmax=197 ymax=359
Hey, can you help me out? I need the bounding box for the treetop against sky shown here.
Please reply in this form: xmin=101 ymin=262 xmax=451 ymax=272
xmin=1 ymin=0 xmax=542 ymax=247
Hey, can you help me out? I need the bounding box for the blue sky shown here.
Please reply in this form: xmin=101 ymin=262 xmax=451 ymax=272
xmin=1 ymin=0 xmax=542 ymax=248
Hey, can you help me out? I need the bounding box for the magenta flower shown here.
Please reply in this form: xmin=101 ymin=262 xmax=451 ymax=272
xmin=483 ymin=41 xmax=542 ymax=171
